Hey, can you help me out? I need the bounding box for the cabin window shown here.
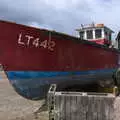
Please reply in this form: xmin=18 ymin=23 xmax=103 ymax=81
xmin=109 ymin=34 xmax=111 ymax=41
xmin=95 ymin=29 xmax=102 ymax=38
xmin=87 ymin=30 xmax=93 ymax=39
xmin=79 ymin=31 xmax=84 ymax=39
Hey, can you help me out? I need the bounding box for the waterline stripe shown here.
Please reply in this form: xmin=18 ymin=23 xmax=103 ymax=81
xmin=6 ymin=68 xmax=116 ymax=80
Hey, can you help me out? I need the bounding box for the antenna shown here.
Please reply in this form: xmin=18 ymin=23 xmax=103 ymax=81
xmin=81 ymin=24 xmax=84 ymax=28
xmin=91 ymin=22 xmax=95 ymax=27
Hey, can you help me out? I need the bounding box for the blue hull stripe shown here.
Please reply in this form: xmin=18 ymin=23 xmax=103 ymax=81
xmin=5 ymin=68 xmax=117 ymax=100
xmin=6 ymin=68 xmax=116 ymax=80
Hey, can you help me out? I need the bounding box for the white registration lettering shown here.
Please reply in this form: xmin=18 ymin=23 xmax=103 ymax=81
xmin=25 ymin=35 xmax=34 ymax=46
xmin=33 ymin=38 xmax=40 ymax=47
xmin=18 ymin=33 xmax=25 ymax=45
xmin=17 ymin=32 xmax=56 ymax=51
xmin=40 ymin=40 xmax=48 ymax=48
xmin=48 ymin=41 xmax=56 ymax=51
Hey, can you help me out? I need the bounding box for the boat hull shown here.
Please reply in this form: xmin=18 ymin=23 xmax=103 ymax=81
xmin=6 ymin=69 xmax=116 ymax=100
xmin=0 ymin=20 xmax=119 ymax=100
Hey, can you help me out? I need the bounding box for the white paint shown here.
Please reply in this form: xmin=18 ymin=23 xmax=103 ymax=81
xmin=93 ymin=29 xmax=95 ymax=39
xmin=17 ymin=32 xmax=56 ymax=51
xmin=33 ymin=38 xmax=40 ymax=47
xmin=25 ymin=35 xmax=34 ymax=46
xmin=48 ymin=41 xmax=56 ymax=51
xmin=18 ymin=33 xmax=25 ymax=45
xmin=40 ymin=40 xmax=48 ymax=48
xmin=102 ymin=28 xmax=105 ymax=38
xmin=84 ymin=30 xmax=87 ymax=40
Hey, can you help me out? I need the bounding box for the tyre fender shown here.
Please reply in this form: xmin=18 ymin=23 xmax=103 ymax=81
xmin=114 ymin=68 xmax=120 ymax=86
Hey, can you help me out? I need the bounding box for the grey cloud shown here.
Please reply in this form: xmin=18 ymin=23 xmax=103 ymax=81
xmin=0 ymin=0 xmax=119 ymax=41
xmin=2 ymin=0 xmax=118 ymax=36
xmin=0 ymin=0 xmax=93 ymax=35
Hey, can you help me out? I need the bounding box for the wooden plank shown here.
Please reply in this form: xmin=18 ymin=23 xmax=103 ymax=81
xmin=50 ymin=92 xmax=116 ymax=120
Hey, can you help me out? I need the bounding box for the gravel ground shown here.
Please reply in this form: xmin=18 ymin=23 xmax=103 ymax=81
xmin=0 ymin=72 xmax=48 ymax=120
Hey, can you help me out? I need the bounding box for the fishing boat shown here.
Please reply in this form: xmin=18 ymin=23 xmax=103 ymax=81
xmin=0 ymin=20 xmax=120 ymax=100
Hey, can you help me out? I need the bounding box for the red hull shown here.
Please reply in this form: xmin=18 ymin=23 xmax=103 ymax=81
xmin=0 ymin=20 xmax=120 ymax=100
xmin=0 ymin=20 xmax=119 ymax=71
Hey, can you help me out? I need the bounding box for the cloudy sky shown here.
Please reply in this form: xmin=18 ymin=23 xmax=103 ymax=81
xmin=0 ymin=0 xmax=120 ymax=38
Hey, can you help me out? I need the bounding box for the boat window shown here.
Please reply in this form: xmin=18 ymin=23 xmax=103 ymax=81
xmin=87 ymin=30 xmax=93 ymax=39
xmin=79 ymin=31 xmax=84 ymax=39
xmin=109 ymin=33 xmax=111 ymax=41
xmin=95 ymin=29 xmax=102 ymax=39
